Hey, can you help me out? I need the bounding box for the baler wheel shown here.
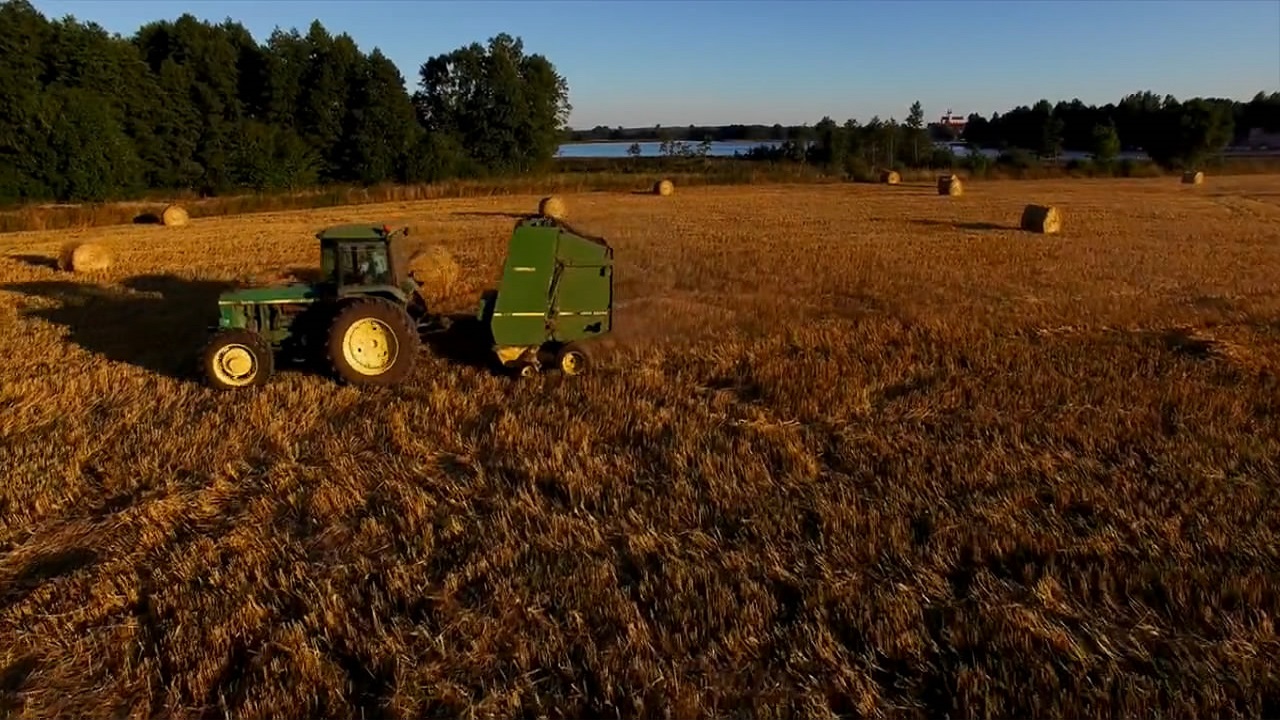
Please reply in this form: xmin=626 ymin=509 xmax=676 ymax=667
xmin=556 ymin=343 xmax=590 ymax=376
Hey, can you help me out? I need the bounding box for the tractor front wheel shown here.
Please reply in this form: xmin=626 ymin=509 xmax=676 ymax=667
xmin=326 ymin=298 xmax=419 ymax=386
xmin=202 ymin=329 xmax=273 ymax=390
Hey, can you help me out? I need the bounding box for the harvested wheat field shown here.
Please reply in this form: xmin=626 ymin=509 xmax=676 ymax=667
xmin=2 ymin=175 xmax=1280 ymax=719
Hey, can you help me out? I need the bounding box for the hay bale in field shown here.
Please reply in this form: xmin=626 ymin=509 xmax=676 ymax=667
xmin=880 ymin=170 xmax=901 ymax=185
xmin=1020 ymin=204 xmax=1063 ymax=234
xmin=937 ymin=174 xmax=964 ymax=196
xmin=1182 ymin=170 xmax=1205 ymax=185
xmin=161 ymin=204 xmax=189 ymax=226
xmin=406 ymin=245 xmax=460 ymax=303
xmin=654 ymin=179 xmax=675 ymax=196
xmin=57 ymin=241 xmax=112 ymax=273
xmin=538 ymin=195 xmax=567 ymax=219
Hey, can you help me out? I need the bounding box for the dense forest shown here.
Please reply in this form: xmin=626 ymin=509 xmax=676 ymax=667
xmin=1 ymin=0 xmax=1278 ymax=205
xmin=0 ymin=0 xmax=569 ymax=204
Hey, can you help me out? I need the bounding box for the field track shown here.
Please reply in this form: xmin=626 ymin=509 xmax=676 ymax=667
xmin=2 ymin=176 xmax=1279 ymax=718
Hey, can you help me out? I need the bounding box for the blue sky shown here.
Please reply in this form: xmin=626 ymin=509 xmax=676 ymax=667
xmin=30 ymin=0 xmax=1280 ymax=128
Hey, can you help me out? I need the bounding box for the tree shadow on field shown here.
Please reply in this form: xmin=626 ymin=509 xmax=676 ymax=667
xmin=910 ymin=218 xmax=1014 ymax=232
xmin=0 ymin=546 xmax=98 ymax=612
xmin=2 ymin=274 xmax=235 ymax=381
xmin=0 ymin=654 xmax=39 ymax=714
xmin=5 ymin=254 xmax=59 ymax=270
xmin=451 ymin=210 xmax=535 ymax=220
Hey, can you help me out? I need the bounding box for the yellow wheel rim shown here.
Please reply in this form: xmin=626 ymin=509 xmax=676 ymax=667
xmin=212 ymin=344 xmax=257 ymax=386
xmin=561 ymin=350 xmax=585 ymax=375
xmin=342 ymin=317 xmax=399 ymax=375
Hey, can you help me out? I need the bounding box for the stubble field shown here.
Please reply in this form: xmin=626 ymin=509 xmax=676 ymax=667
xmin=1 ymin=176 xmax=1279 ymax=719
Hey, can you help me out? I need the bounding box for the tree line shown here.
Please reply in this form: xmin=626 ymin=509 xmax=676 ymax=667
xmin=0 ymin=0 xmax=569 ymax=204
xmin=583 ymin=92 xmax=1280 ymax=170
xmin=2 ymin=0 xmax=1277 ymax=205
xmin=729 ymin=91 xmax=1280 ymax=175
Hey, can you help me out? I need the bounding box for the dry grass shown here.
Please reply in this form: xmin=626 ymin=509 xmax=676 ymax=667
xmin=2 ymin=175 xmax=1280 ymax=719
xmin=4 ymin=156 xmax=1280 ymax=236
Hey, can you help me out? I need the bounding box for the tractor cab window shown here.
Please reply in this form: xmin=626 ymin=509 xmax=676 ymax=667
xmin=321 ymin=247 xmax=336 ymax=281
xmin=339 ymin=244 xmax=392 ymax=286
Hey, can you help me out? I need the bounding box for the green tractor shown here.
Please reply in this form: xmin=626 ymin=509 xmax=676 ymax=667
xmin=200 ymin=216 xmax=614 ymax=389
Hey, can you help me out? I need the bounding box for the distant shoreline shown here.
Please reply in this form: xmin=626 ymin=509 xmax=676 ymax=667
xmin=560 ymin=138 xmax=769 ymax=145
xmin=557 ymin=138 xmax=1280 ymax=158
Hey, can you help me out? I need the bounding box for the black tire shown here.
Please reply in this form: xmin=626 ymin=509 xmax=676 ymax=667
xmin=202 ymin=329 xmax=273 ymax=390
xmin=326 ymin=297 xmax=419 ymax=386
xmin=556 ymin=342 xmax=590 ymax=376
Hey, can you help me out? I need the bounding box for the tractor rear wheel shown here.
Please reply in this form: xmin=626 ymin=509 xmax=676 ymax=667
xmin=202 ymin=329 xmax=273 ymax=389
xmin=326 ymin=298 xmax=419 ymax=386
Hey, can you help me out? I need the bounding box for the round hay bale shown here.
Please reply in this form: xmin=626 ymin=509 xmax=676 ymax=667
xmin=161 ymin=204 xmax=189 ymax=226
xmin=879 ymin=170 xmax=901 ymax=185
xmin=57 ymin=241 xmax=112 ymax=273
xmin=406 ymin=245 xmax=460 ymax=304
xmin=1020 ymin=204 xmax=1062 ymax=234
xmin=1182 ymin=170 xmax=1205 ymax=185
xmin=654 ymin=179 xmax=674 ymax=196
xmin=937 ymin=174 xmax=964 ymax=196
xmin=538 ymin=196 xmax=567 ymax=219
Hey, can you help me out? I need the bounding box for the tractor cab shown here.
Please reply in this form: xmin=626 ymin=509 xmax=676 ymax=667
xmin=316 ymin=223 xmax=417 ymax=304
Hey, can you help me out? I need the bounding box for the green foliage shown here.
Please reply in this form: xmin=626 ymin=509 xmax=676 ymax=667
xmin=414 ymin=33 xmax=570 ymax=175
xmin=1090 ymin=122 xmax=1121 ymax=164
xmin=0 ymin=2 xmax=570 ymax=204
xmin=905 ymin=101 xmax=927 ymax=165
xmin=963 ymin=145 xmax=991 ymax=176
xmin=40 ymin=86 xmax=143 ymax=201
xmin=997 ymin=148 xmax=1038 ymax=170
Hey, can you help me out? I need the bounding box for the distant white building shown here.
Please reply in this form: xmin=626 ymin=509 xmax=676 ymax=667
xmin=938 ymin=109 xmax=967 ymax=130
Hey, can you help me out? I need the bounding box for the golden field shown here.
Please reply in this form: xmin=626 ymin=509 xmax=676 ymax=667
xmin=1 ymin=175 xmax=1279 ymax=718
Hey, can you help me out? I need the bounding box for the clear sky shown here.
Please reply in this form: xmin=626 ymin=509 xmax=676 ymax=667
xmin=29 ymin=0 xmax=1280 ymax=129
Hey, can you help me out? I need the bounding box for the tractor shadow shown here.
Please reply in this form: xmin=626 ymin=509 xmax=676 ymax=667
xmin=419 ymin=313 xmax=505 ymax=375
xmin=1 ymin=274 xmax=234 ymax=381
xmin=909 ymin=218 xmax=1015 ymax=231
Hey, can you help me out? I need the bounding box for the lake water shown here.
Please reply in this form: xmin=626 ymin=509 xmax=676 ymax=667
xmin=556 ymin=140 xmax=770 ymax=158
xmin=555 ymin=140 xmax=1152 ymax=162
